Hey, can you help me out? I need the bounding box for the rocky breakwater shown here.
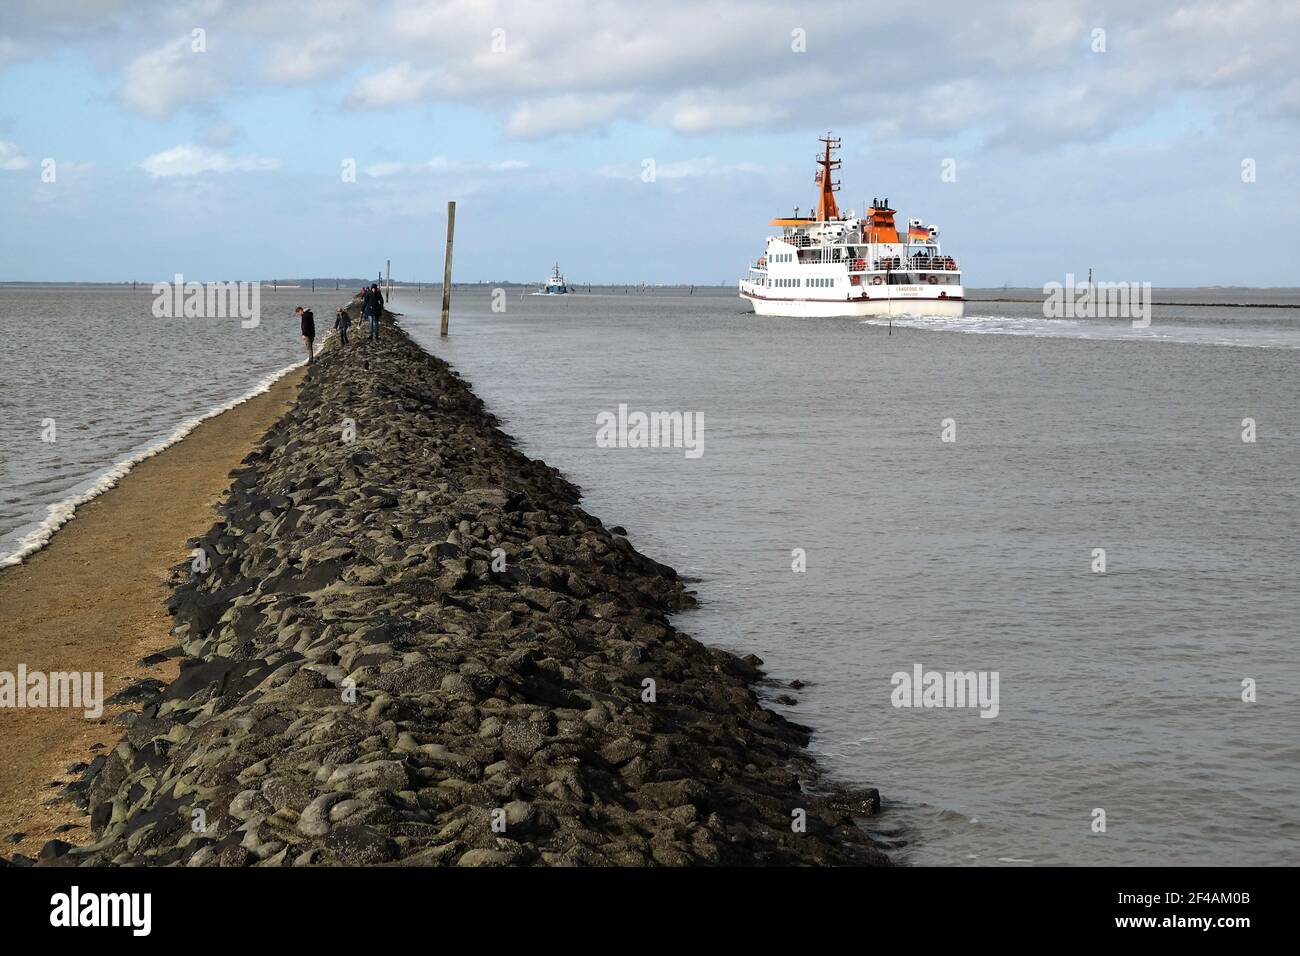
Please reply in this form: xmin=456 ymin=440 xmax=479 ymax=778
xmin=32 ymin=305 xmax=888 ymax=867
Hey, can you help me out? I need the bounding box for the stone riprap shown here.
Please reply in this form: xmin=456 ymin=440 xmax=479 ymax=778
xmin=27 ymin=304 xmax=887 ymax=867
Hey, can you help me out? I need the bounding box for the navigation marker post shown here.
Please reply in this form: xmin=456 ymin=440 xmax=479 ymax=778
xmin=441 ymin=200 xmax=456 ymax=336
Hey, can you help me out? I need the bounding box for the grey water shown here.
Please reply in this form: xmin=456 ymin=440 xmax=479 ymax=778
xmin=397 ymin=286 xmax=1300 ymax=866
xmin=0 ymin=285 xmax=347 ymax=565
xmin=3 ymin=283 xmax=1298 ymax=865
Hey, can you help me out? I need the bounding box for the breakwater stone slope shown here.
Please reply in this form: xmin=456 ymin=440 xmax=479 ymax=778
xmin=34 ymin=307 xmax=887 ymax=867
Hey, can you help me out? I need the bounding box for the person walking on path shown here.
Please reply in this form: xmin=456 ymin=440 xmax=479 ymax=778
xmin=363 ymin=283 xmax=384 ymax=341
xmin=334 ymin=307 xmax=351 ymax=346
xmin=296 ymin=306 xmax=316 ymax=364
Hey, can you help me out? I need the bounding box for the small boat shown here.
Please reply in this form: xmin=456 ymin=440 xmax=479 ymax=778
xmin=739 ymin=133 xmax=964 ymax=318
xmin=534 ymin=264 xmax=570 ymax=295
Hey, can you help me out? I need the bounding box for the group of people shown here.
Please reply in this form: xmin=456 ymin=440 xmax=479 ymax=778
xmin=294 ymin=282 xmax=386 ymax=364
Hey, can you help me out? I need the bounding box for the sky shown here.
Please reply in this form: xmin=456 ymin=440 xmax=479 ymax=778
xmin=0 ymin=0 xmax=1297 ymax=286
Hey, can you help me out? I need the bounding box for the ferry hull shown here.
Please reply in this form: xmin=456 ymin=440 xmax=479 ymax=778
xmin=740 ymin=287 xmax=964 ymax=318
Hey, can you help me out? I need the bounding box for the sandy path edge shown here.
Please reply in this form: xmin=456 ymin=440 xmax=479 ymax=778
xmin=0 ymin=367 xmax=307 ymax=854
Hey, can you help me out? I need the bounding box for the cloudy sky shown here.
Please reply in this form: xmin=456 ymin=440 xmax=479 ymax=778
xmin=0 ymin=0 xmax=1296 ymax=285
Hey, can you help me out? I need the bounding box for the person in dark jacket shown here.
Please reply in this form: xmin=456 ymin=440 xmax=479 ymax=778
xmin=334 ymin=307 xmax=351 ymax=346
xmin=363 ymin=283 xmax=384 ymax=341
xmin=296 ymin=306 xmax=316 ymax=363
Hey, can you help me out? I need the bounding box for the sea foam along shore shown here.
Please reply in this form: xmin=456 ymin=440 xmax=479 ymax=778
xmin=0 ymin=354 xmax=314 ymax=569
xmin=21 ymin=301 xmax=887 ymax=867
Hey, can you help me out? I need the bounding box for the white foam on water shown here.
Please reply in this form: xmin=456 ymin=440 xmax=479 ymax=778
xmin=862 ymin=313 xmax=1300 ymax=348
xmin=0 ymin=356 xmax=309 ymax=569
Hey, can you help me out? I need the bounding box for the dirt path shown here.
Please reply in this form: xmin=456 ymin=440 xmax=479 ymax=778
xmin=0 ymin=368 xmax=305 ymax=856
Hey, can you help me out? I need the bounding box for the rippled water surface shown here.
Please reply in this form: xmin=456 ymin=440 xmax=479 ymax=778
xmin=0 ymin=285 xmax=348 ymax=564
xmin=399 ymin=287 xmax=1300 ymax=866
xmin=4 ymin=284 xmax=1298 ymax=865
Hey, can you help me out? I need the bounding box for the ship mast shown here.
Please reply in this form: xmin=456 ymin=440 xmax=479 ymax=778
xmin=815 ymin=133 xmax=842 ymax=222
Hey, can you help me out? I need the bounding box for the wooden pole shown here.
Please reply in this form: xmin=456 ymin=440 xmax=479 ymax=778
xmin=441 ymin=201 xmax=456 ymax=336
xmin=386 ymin=258 xmax=391 ymax=301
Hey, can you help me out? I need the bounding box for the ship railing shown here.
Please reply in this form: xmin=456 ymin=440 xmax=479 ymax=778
xmin=774 ymin=247 xmax=961 ymax=272
xmin=865 ymin=257 xmax=959 ymax=272
xmin=787 ymin=256 xmax=959 ymax=273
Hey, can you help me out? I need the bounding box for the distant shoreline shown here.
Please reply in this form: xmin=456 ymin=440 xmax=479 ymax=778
xmin=967 ymin=299 xmax=1300 ymax=308
xmin=3 ymin=281 xmax=1300 ymax=297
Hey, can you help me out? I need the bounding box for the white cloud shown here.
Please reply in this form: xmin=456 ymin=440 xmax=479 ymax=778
xmin=344 ymin=62 xmax=437 ymax=109
xmin=0 ymin=140 xmax=32 ymax=171
xmin=118 ymin=36 xmax=222 ymax=117
xmin=138 ymin=145 xmax=280 ymax=178
xmin=669 ymin=100 xmax=784 ymax=134
xmin=266 ymin=34 xmax=348 ymax=83
xmin=1 ymin=0 xmax=1297 ymax=147
xmin=504 ymin=93 xmax=635 ymax=139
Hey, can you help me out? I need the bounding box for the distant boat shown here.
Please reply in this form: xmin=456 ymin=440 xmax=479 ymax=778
xmin=533 ymin=263 xmax=570 ymax=295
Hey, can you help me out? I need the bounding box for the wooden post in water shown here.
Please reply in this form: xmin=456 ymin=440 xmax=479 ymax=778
xmin=386 ymin=258 xmax=391 ymax=301
xmin=440 ymin=201 xmax=456 ymax=336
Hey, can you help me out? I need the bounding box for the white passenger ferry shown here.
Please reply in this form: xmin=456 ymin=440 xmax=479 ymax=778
xmin=739 ymin=135 xmax=963 ymax=318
